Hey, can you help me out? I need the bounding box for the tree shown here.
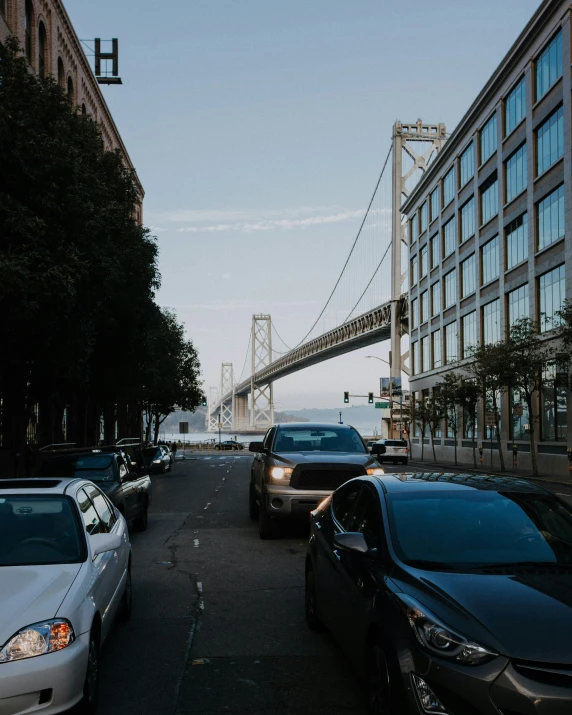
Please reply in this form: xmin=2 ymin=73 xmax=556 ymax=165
xmin=436 ymin=374 xmax=462 ymax=466
xmin=426 ymin=391 xmax=445 ymax=463
xmin=413 ymin=397 xmax=432 ymax=462
xmin=456 ymin=378 xmax=480 ymax=468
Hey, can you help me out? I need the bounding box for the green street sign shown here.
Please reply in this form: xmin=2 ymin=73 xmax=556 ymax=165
xmin=375 ymin=402 xmax=390 ymax=409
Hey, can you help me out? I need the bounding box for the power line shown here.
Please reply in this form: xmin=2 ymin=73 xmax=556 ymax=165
xmin=237 ymin=332 xmax=252 ymax=384
xmin=343 ymin=240 xmax=392 ymax=323
xmin=272 ymin=323 xmax=293 ymax=352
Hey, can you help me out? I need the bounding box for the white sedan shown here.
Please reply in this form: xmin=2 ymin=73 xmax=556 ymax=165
xmin=0 ymin=477 xmax=132 ymax=714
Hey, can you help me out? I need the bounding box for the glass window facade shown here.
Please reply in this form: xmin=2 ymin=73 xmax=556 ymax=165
xmin=507 ymin=284 xmax=529 ymax=329
xmin=480 ymin=113 xmax=497 ymax=165
xmin=410 ymin=254 xmax=418 ymax=286
xmin=539 ymin=264 xmax=565 ymax=333
xmin=443 ymin=217 xmax=456 ymax=257
xmin=445 ymin=322 xmax=458 ymax=364
xmin=430 ymin=233 xmax=440 ymax=269
xmin=412 ymin=342 xmax=420 ymax=376
xmin=411 ymin=298 xmax=419 ymax=329
xmin=460 ymin=143 xmax=474 ymax=188
xmin=481 ymin=173 xmax=499 ymax=225
xmin=420 ymin=245 xmax=428 ymax=278
xmin=443 ymin=167 xmax=455 ymax=207
xmin=444 ymin=269 xmax=457 ymax=309
xmin=541 ymin=361 xmax=567 ymax=441
xmin=505 ymin=143 xmax=527 ymax=203
xmin=483 ymin=299 xmax=501 ymax=344
xmin=431 ymin=281 xmax=441 ymax=317
xmin=420 ymin=291 xmax=429 ymax=324
xmin=421 ymin=335 xmax=430 ymax=373
xmin=410 ymin=214 xmax=418 ymax=243
xmin=506 ymin=213 xmax=528 ymax=269
xmin=462 ymin=311 xmax=477 ymax=359
xmin=432 ymin=329 xmax=442 ymax=369
xmin=481 ymin=235 xmax=499 ymax=285
xmin=420 ymin=202 xmax=428 ymax=234
xmin=510 ymin=387 xmax=530 ymax=440
xmin=505 ymin=76 xmax=526 ymax=135
xmin=461 ymin=197 xmax=475 ymax=242
xmin=461 ymin=253 xmax=476 ymax=297
xmin=430 ymin=187 xmax=440 ymax=222
xmin=537 ymin=184 xmax=564 ymax=251
xmin=536 ymin=31 xmax=562 ymax=101
xmin=537 ymin=106 xmax=563 ymax=175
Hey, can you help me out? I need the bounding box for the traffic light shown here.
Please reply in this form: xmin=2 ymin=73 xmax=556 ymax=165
xmin=368 ymin=392 xmax=374 ymax=404
xmin=343 ymin=391 xmax=349 ymax=403
xmin=201 ymin=396 xmax=207 ymax=407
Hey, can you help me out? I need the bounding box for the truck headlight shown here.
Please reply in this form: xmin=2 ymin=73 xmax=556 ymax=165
xmin=366 ymin=468 xmax=384 ymax=476
xmin=0 ymin=620 xmax=75 ymax=663
xmin=269 ymin=467 xmax=293 ymax=482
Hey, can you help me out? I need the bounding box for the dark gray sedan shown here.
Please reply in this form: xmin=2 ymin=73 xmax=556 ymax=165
xmin=305 ymin=473 xmax=572 ymax=714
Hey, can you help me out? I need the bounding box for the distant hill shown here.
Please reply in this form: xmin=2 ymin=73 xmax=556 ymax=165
xmin=277 ymin=406 xmax=384 ymax=431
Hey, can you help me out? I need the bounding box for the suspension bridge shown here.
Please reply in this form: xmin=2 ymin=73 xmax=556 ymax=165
xmin=207 ymin=120 xmax=448 ymax=433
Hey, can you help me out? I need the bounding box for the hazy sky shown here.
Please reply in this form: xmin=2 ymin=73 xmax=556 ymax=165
xmin=67 ymin=0 xmax=540 ymax=411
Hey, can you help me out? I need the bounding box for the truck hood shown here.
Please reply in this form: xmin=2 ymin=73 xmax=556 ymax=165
xmin=270 ymin=452 xmax=377 ymax=467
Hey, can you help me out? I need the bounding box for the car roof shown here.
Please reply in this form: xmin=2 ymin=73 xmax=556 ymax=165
xmin=274 ymin=422 xmax=356 ymax=431
xmin=0 ymin=477 xmax=92 ymax=496
xmin=373 ymin=472 xmax=550 ymax=494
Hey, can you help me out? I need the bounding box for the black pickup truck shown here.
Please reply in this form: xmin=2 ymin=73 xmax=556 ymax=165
xmin=38 ymin=449 xmax=152 ymax=531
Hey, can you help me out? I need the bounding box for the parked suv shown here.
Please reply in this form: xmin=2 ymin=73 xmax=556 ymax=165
xmin=249 ymin=423 xmax=383 ymax=539
xmin=373 ymin=438 xmax=408 ymax=465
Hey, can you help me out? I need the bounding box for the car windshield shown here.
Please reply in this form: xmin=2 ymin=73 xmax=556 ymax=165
xmin=273 ymin=428 xmax=366 ymax=453
xmin=386 ymin=490 xmax=572 ymax=570
xmin=40 ymin=454 xmax=115 ymax=482
xmin=0 ymin=496 xmax=84 ymax=566
xmin=143 ymin=448 xmax=163 ymax=462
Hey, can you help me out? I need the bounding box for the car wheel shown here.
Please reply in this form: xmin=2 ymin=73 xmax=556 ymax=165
xmin=119 ymin=568 xmax=132 ymax=622
xmin=134 ymin=502 xmax=148 ymax=532
xmin=78 ymin=631 xmax=99 ymax=714
xmin=258 ymin=496 xmax=279 ymax=539
xmin=305 ymin=563 xmax=324 ymax=632
xmin=249 ymin=483 xmax=259 ymax=521
xmin=367 ymin=636 xmax=407 ymax=715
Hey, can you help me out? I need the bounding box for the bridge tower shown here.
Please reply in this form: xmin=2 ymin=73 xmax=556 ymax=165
xmin=250 ymin=315 xmax=273 ymax=430
xmin=391 ymin=120 xmax=447 ymax=380
xmin=219 ymin=363 xmax=234 ymax=431
xmin=206 ymin=385 xmax=219 ymax=431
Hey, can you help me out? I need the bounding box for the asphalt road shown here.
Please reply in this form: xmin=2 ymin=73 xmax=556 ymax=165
xmin=90 ymin=454 xmax=572 ymax=715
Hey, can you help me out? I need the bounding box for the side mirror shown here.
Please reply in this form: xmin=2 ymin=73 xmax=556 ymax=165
xmin=249 ymin=441 xmax=265 ymax=453
xmin=334 ymin=532 xmax=377 ymax=557
xmin=371 ymin=444 xmax=386 ymax=455
xmin=90 ymin=533 xmax=122 ymax=559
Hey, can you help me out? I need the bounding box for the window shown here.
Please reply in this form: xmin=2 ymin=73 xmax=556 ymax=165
xmin=38 ymin=22 xmax=47 ymax=79
xmin=536 ymin=106 xmax=563 ymax=175
xmin=506 ymin=214 xmax=528 ymax=270
xmin=67 ymin=77 xmax=74 ymax=102
xmin=430 ymin=233 xmax=439 ymax=269
xmin=78 ymin=488 xmax=103 ymax=536
xmin=483 ymin=299 xmax=500 ymax=344
xmin=421 ymin=335 xmax=430 ymax=373
xmin=481 ymin=235 xmax=499 ymax=285
xmin=541 ymin=361 xmax=567 ymax=441
xmin=510 ymin=387 xmax=530 ymax=440
xmin=443 ymin=217 xmax=456 ymax=257
xmin=432 ymin=329 xmax=442 ymax=369
xmin=462 ymin=311 xmax=477 ymax=358
xmin=537 ymin=185 xmax=564 ymax=251
xmin=347 ymin=488 xmax=380 ymax=549
xmin=431 ymin=281 xmax=441 ymax=317
xmin=536 ymin=31 xmax=562 ymax=101
xmin=412 ymin=341 xmax=420 ymax=376
xmin=57 ymin=57 xmax=65 ymax=87
xmin=430 ymin=187 xmax=440 ymax=222
xmin=410 ymin=215 xmax=418 ymax=243
xmin=481 ymin=172 xmax=498 ymax=225
xmin=420 ymin=291 xmax=428 ymax=324
xmin=332 ymin=483 xmax=361 ymax=529
xmin=459 ymin=143 xmax=474 ymax=188
xmin=480 ymin=113 xmax=497 ymax=165
xmin=445 ymin=322 xmax=458 ymax=364
xmin=443 ymin=167 xmax=455 ymax=207
xmin=539 ymin=264 xmax=565 ymax=333
xmin=460 ymin=197 xmax=475 ymax=242
xmin=25 ymin=0 xmax=33 ymax=62
xmin=420 ymin=245 xmax=428 ymax=278
xmin=420 ymin=202 xmax=428 ymax=234
xmin=410 ymin=254 xmax=418 ymax=286
xmin=505 ymin=76 xmax=526 ymax=135
xmin=444 ymin=269 xmax=457 ymax=309
xmin=411 ymin=298 xmax=419 ymax=329
xmin=461 ymin=253 xmax=476 ymax=298
xmin=84 ymin=485 xmax=116 ymax=532
xmin=0 ymin=0 xmax=5 ymax=17
xmin=507 ymin=284 xmax=529 ymax=329
xmin=505 ymin=143 xmax=527 ymax=203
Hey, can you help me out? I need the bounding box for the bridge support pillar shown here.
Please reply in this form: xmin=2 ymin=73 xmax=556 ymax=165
xmin=219 ymin=363 xmax=234 ymax=432
xmin=233 ymin=394 xmax=249 ymax=432
xmin=250 ymin=315 xmax=274 ymax=430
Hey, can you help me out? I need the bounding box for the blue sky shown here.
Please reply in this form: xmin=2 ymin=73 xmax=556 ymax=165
xmin=67 ymin=0 xmax=541 ymax=410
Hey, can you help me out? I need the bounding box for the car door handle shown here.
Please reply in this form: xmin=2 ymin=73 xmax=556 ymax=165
xmin=333 ymin=549 xmax=341 ymax=561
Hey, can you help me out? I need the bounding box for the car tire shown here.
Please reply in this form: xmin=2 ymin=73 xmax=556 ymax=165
xmin=119 ymin=568 xmax=132 ymax=622
xmin=249 ymin=483 xmax=259 ymax=521
xmin=367 ymin=636 xmax=408 ymax=715
xmin=305 ymin=563 xmax=324 ymax=632
xmin=134 ymin=502 xmax=148 ymax=532
xmin=77 ymin=631 xmax=99 ymax=715
xmin=258 ymin=496 xmax=279 ymax=539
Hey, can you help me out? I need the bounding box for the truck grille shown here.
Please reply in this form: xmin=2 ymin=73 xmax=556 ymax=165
xmin=513 ymin=660 xmax=572 ymax=687
xmin=292 ymin=467 xmax=363 ymax=491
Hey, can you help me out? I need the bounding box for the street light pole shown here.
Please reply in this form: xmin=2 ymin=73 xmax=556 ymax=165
xmin=366 ymin=355 xmax=392 ymax=439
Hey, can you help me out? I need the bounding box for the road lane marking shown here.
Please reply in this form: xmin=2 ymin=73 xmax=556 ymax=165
xmin=204 ymin=503 xmax=211 ymax=511
xmin=193 ymin=539 xmax=199 ymax=548
xmin=197 ymin=582 xmax=203 ymax=593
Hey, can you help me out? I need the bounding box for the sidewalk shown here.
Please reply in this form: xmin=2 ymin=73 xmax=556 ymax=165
xmin=407 ymin=459 xmax=572 ymax=488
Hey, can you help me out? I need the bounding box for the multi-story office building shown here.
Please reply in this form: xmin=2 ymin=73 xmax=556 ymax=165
xmin=403 ymin=0 xmax=571 ymax=473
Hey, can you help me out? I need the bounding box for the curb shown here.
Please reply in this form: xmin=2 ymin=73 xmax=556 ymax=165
xmin=407 ymin=460 xmax=572 ymax=488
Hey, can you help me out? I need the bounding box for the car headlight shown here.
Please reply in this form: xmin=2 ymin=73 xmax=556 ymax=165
xmin=396 ymin=594 xmax=497 ymax=666
xmin=366 ymin=468 xmax=385 ymax=476
xmin=153 ymin=459 xmax=162 ymax=464
xmin=0 ymin=619 xmax=75 ymax=663
xmin=269 ymin=467 xmax=293 ymax=482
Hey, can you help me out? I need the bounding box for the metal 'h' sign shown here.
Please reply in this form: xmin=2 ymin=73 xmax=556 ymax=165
xmin=94 ymin=39 xmax=122 ymax=85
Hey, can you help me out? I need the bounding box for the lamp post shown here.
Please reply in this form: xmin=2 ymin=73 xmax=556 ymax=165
xmin=366 ymin=355 xmax=393 ymax=438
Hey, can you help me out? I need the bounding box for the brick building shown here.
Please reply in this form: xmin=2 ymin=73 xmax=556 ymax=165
xmin=403 ymin=0 xmax=571 ymax=474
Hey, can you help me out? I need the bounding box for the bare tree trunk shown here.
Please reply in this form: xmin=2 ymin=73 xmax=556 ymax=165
xmin=420 ymin=424 xmax=425 ymax=461
xmin=526 ymin=394 xmax=539 ymax=477
xmin=453 ymin=430 xmax=458 ymax=466
xmin=494 ymin=417 xmax=505 ymax=472
xmin=430 ymin=427 xmax=437 ymax=462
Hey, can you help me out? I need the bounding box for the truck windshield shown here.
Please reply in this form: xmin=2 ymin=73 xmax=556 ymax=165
xmin=273 ymin=428 xmax=366 ymax=453
xmin=40 ymin=454 xmax=115 ymax=482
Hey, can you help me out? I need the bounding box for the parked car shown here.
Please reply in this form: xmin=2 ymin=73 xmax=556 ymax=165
xmin=372 ymin=438 xmax=409 ymax=465
xmin=159 ymin=444 xmax=174 ymax=464
xmin=39 ymin=450 xmax=152 ymax=531
xmin=249 ymin=423 xmax=383 ymax=539
xmin=142 ymin=446 xmax=171 ymax=474
xmin=0 ymin=477 xmax=132 ymax=714
xmin=305 ymin=472 xmax=572 ymax=714
xmin=216 ymin=440 xmax=244 ymax=451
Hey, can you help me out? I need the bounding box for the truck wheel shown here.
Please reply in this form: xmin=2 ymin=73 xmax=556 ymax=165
xmin=258 ymin=497 xmax=279 ymax=539
xmin=134 ymin=501 xmax=148 ymax=532
xmin=249 ymin=484 xmax=259 ymax=521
